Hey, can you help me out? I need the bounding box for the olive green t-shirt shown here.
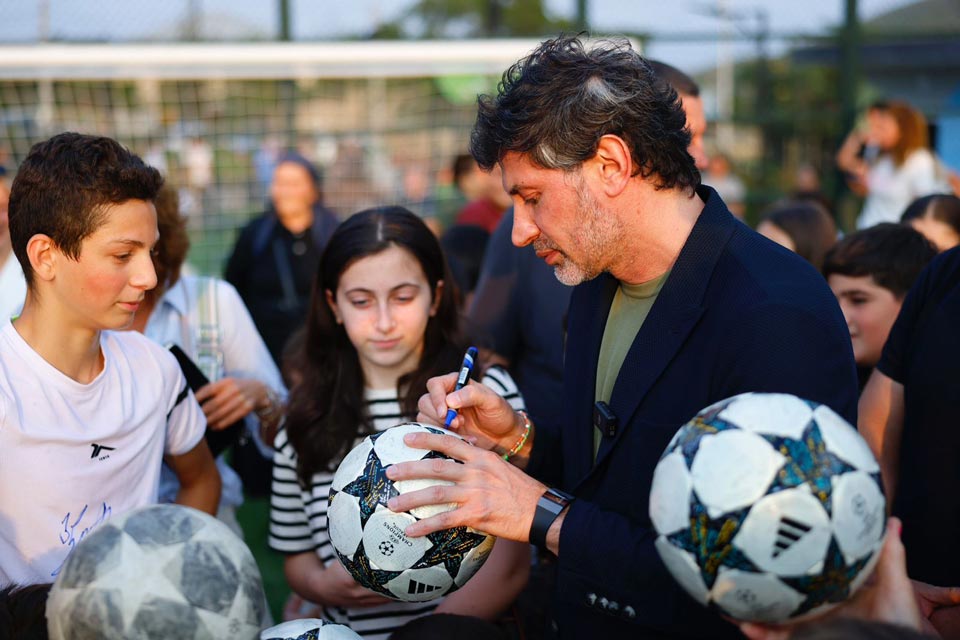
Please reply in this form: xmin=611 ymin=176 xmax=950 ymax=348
xmin=594 ymin=271 xmax=670 ymax=459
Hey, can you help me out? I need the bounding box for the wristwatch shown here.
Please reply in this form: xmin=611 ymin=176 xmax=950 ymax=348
xmin=529 ymin=487 xmax=576 ymax=549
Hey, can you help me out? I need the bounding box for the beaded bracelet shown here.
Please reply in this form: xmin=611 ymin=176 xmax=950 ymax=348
xmin=502 ymin=410 xmax=533 ymax=460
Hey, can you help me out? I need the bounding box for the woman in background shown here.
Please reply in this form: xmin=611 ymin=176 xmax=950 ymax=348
xmin=226 ymin=153 xmax=339 ymax=365
xmin=837 ymin=100 xmax=942 ymax=229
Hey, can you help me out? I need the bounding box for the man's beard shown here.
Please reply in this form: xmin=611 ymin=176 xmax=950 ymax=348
xmin=536 ymin=183 xmax=612 ymax=286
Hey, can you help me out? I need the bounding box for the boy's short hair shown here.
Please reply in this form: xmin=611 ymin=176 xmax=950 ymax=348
xmin=822 ymin=223 xmax=937 ymax=299
xmin=8 ymin=132 xmax=163 ymax=287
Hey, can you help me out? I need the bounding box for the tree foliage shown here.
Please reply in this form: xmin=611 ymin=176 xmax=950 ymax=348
xmin=372 ymin=0 xmax=576 ymax=39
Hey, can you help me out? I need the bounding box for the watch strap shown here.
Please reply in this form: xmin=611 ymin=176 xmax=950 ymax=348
xmin=529 ymin=488 xmax=575 ymax=549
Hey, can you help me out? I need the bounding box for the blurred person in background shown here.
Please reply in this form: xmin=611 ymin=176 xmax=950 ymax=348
xmin=440 ymin=224 xmax=490 ymax=310
xmin=226 ymin=154 xmax=338 ymax=497
xmin=859 ymin=246 xmax=960 ymax=638
xmin=756 ymin=200 xmax=838 ymax=271
xmin=821 ymin=223 xmax=936 ymax=392
xmin=226 ymin=153 xmax=339 ymax=366
xmin=789 ymin=163 xmax=834 ymax=215
xmin=702 ymin=152 xmax=745 ymax=218
xmin=0 ymin=168 xmax=26 ymax=321
xmin=131 ymin=185 xmax=286 ymax=535
xmin=431 ymin=154 xmax=473 ymax=234
xmin=837 ymin=101 xmax=943 ymax=229
xmin=181 ymin=136 xmax=214 ymax=220
xmin=900 ymin=194 xmax=960 ymax=253
xmin=454 ymin=160 xmax=512 ymax=233
xmin=648 ymin=60 xmax=708 ymax=171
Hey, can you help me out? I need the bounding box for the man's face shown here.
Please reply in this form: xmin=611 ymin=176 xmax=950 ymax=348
xmin=680 ymin=94 xmax=708 ymax=171
xmin=501 ymin=152 xmax=621 ymax=286
xmin=827 ymin=273 xmax=902 ymax=368
xmin=49 ymin=199 xmax=159 ymax=331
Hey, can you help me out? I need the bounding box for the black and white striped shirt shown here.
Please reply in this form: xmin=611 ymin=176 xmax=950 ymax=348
xmin=269 ymin=366 xmax=524 ymax=639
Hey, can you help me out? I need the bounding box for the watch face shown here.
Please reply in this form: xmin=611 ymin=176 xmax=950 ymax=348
xmin=542 ymin=489 xmax=574 ymax=510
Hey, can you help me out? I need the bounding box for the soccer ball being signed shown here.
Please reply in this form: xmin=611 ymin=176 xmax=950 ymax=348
xmin=328 ymin=422 xmax=495 ymax=602
xmin=649 ymin=393 xmax=886 ymax=623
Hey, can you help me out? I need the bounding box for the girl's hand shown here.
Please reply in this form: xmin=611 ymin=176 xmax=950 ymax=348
xmin=311 ymin=561 xmax=393 ymax=608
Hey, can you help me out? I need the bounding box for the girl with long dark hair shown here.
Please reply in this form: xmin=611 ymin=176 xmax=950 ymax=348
xmin=269 ymin=207 xmax=528 ymax=639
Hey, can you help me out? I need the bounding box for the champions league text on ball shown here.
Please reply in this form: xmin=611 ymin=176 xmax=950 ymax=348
xmin=650 ymin=393 xmax=886 ymax=623
xmin=328 ymin=423 xmax=495 ymax=602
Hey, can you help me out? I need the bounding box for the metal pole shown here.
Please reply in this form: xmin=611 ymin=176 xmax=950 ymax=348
xmin=576 ymin=0 xmax=589 ymax=32
xmin=278 ymin=0 xmax=295 ymax=149
xmin=279 ymin=0 xmax=291 ymax=41
xmin=835 ymin=0 xmax=861 ymax=216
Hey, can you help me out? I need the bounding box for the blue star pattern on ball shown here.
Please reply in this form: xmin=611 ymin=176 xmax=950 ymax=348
xmin=762 ymin=422 xmax=856 ymax=508
xmin=335 ymin=540 xmax=402 ymax=596
xmin=338 ymin=450 xmax=399 ymax=526
xmin=781 ymin=538 xmax=874 ymax=616
xmin=416 ymin=527 xmax=489 ymax=577
xmin=650 ymin=393 xmax=887 ymax=623
xmin=667 ymin=503 xmax=756 ymax=589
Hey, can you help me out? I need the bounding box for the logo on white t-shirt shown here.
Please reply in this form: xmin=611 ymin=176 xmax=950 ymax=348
xmin=90 ymin=443 xmax=116 ymax=460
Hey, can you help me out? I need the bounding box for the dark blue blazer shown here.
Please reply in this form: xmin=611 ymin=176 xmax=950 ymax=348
xmin=531 ymin=186 xmax=858 ymax=639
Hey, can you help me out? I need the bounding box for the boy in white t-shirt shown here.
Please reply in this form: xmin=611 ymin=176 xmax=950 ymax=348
xmin=0 ymin=133 xmax=220 ymax=585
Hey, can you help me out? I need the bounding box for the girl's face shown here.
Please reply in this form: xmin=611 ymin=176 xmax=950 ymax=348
xmin=866 ymin=110 xmax=900 ymax=150
xmin=326 ymin=244 xmax=441 ymax=390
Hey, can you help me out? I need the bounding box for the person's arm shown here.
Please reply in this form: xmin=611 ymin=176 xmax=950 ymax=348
xmin=435 ymin=539 xmax=531 ymax=619
xmin=204 ymin=280 xmax=287 ymax=443
xmin=836 ymin=128 xmax=869 ymax=196
xmin=858 ymin=369 xmax=905 ymax=502
xmin=166 ymin=439 xmax=221 ymax=515
xmin=283 ymin=551 xmax=392 ymax=608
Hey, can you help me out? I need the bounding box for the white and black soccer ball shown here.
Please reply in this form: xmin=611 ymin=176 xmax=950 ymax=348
xmin=328 ymin=422 xmax=495 ymax=602
xmin=47 ymin=504 xmax=266 ymax=639
xmin=261 ymin=618 xmax=361 ymax=640
xmin=650 ymin=393 xmax=886 ymax=623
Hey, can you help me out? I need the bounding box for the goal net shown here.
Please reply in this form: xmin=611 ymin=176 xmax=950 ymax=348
xmin=0 ymin=40 xmax=545 ymax=274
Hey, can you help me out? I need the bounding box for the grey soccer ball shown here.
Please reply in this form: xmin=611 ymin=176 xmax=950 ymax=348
xmin=47 ymin=504 xmax=266 ymax=640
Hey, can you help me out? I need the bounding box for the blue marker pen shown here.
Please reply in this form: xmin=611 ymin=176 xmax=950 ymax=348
xmin=444 ymin=346 xmax=478 ymax=427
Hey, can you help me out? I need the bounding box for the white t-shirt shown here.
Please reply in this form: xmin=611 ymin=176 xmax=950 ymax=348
xmin=0 ymin=320 xmax=206 ymax=585
xmin=857 ymin=149 xmax=942 ymax=229
xmin=269 ymin=366 xmax=523 ymax=640
xmin=0 ymin=254 xmax=26 ymax=322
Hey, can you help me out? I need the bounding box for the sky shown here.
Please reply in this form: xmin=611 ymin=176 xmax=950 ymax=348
xmin=0 ymin=0 xmax=920 ymax=73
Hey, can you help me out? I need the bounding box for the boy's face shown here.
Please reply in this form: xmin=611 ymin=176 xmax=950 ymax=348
xmin=50 ymin=199 xmax=159 ymax=331
xmin=828 ymin=273 xmax=902 ymax=368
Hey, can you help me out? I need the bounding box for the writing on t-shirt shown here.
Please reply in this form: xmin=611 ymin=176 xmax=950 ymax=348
xmin=51 ymin=502 xmax=112 ymax=578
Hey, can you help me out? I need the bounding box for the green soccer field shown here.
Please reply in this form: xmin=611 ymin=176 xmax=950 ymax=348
xmin=236 ymin=497 xmax=290 ymax=623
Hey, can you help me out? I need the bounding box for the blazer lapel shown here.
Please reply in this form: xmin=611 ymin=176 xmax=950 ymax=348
xmin=591 ymin=186 xmax=738 ymax=472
